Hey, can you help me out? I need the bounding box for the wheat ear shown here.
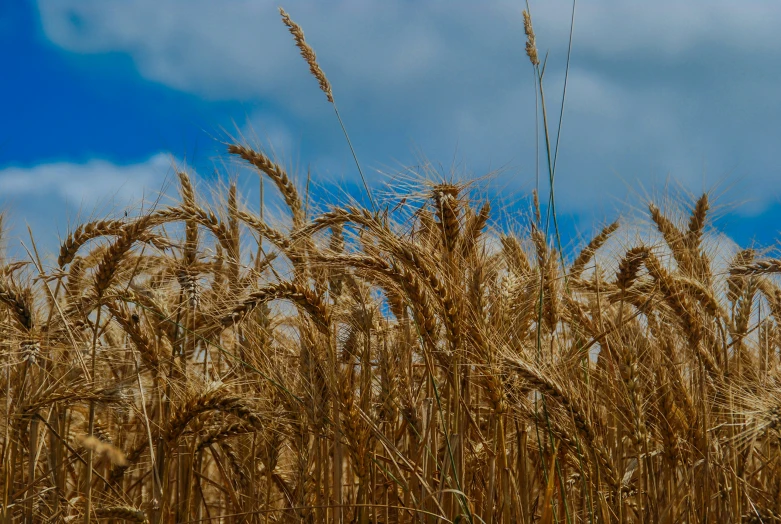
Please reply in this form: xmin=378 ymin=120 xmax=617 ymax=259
xmin=229 ymin=144 xmax=304 ymax=226
xmin=278 ymin=7 xmax=333 ymax=103
xmin=570 ymin=220 xmax=619 ymax=279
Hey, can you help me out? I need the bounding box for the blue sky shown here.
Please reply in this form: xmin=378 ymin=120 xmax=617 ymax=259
xmin=2 ymin=0 xmax=781 ymax=262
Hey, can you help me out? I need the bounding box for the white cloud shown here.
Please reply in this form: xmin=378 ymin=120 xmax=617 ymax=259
xmin=0 ymin=153 xmax=171 ymax=207
xmin=34 ymin=1 xmax=532 ymax=107
xmin=0 ymin=154 xmax=177 ymax=259
xmin=36 ymin=0 xmax=781 ymax=98
xmin=33 ymin=0 xmax=781 ymax=217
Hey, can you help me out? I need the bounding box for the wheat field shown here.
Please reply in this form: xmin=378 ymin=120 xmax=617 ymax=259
xmin=1 ymin=6 xmax=780 ymax=524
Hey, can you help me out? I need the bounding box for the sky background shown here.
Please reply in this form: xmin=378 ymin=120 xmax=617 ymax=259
xmin=2 ymin=0 xmax=781 ymax=262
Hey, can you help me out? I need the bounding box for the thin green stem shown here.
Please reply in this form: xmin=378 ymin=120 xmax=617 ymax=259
xmin=333 ymin=102 xmax=377 ymax=214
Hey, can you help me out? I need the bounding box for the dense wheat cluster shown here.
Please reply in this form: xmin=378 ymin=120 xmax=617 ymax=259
xmin=3 ymin=4 xmax=781 ymax=523
xmin=0 ymin=145 xmax=780 ymax=523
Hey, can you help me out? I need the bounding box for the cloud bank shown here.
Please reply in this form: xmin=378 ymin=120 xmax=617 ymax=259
xmin=30 ymin=1 xmax=781 ymax=219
